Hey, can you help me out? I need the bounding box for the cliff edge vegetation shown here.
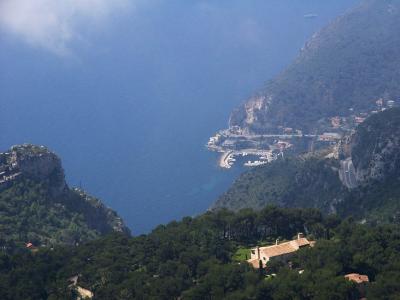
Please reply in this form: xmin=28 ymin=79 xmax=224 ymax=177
xmin=0 ymin=144 xmax=130 ymax=250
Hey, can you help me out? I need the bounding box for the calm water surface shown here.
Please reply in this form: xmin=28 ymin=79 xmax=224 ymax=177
xmin=0 ymin=0 xmax=359 ymax=233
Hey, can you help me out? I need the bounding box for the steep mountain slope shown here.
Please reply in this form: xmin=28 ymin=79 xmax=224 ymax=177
xmin=337 ymin=108 xmax=400 ymax=221
xmin=0 ymin=144 xmax=129 ymax=249
xmin=214 ymin=109 xmax=400 ymax=222
xmin=213 ymin=156 xmax=345 ymax=213
xmin=229 ymin=0 xmax=400 ymax=133
xmin=351 ymin=108 xmax=400 ymax=183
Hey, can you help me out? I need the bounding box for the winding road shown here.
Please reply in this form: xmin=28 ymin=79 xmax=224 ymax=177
xmin=339 ymin=158 xmax=358 ymax=189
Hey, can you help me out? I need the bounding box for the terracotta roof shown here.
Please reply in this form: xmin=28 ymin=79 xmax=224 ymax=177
xmin=247 ymin=258 xmax=261 ymax=268
xmin=293 ymin=238 xmax=311 ymax=247
xmin=259 ymin=238 xmax=311 ymax=259
xmin=345 ymin=273 xmax=370 ymax=284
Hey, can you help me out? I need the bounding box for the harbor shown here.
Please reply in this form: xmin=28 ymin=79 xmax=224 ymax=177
xmin=217 ymin=149 xmax=280 ymax=169
xmin=207 ymin=129 xmax=301 ymax=169
xmin=207 ymin=98 xmax=398 ymax=169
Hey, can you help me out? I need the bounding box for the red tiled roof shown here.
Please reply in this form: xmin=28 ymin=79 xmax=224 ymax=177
xmin=345 ymin=273 xmax=370 ymax=284
xmin=259 ymin=238 xmax=311 ymax=258
xmin=247 ymin=258 xmax=261 ymax=268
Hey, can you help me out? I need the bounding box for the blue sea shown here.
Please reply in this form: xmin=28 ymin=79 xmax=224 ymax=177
xmin=0 ymin=0 xmax=359 ymax=233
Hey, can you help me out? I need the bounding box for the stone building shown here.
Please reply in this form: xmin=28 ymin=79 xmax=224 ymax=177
xmin=247 ymin=233 xmax=314 ymax=268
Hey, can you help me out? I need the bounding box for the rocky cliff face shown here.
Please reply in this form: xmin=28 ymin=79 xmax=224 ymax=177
xmin=0 ymin=144 xmax=130 ymax=247
xmin=0 ymin=144 xmax=66 ymax=196
xmin=229 ymin=95 xmax=273 ymax=134
xmin=351 ymin=108 xmax=400 ymax=184
xmin=228 ymin=0 xmax=400 ymax=134
xmin=73 ymin=188 xmax=129 ymax=235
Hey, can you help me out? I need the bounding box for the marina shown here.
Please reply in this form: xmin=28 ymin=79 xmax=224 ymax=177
xmin=217 ymin=149 xmax=279 ymax=169
xmin=207 ymin=98 xmax=398 ymax=169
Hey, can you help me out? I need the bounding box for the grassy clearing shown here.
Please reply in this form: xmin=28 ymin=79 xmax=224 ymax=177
xmin=233 ymin=247 xmax=251 ymax=262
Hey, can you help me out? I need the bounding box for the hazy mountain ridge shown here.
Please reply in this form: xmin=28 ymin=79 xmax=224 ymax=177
xmin=214 ymin=109 xmax=400 ymax=222
xmin=229 ymin=0 xmax=400 ymax=133
xmin=0 ymin=144 xmax=129 ymax=249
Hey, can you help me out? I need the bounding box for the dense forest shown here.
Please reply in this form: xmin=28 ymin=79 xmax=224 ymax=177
xmin=0 ymin=179 xmax=129 ymax=250
xmin=1 ymin=206 xmax=400 ymax=299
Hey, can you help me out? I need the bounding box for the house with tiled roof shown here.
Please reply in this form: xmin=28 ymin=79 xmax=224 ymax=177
xmin=345 ymin=273 xmax=369 ymax=284
xmin=247 ymin=233 xmax=314 ymax=268
xmin=345 ymin=273 xmax=369 ymax=298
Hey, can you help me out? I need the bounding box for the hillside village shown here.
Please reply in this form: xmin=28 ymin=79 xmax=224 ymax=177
xmin=208 ymin=98 xmax=398 ymax=169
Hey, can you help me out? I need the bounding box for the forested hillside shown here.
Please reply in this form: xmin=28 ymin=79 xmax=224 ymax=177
xmin=229 ymin=0 xmax=400 ymax=133
xmin=213 ymin=157 xmax=345 ymax=213
xmin=351 ymin=108 xmax=400 ymax=183
xmin=0 ymin=145 xmax=129 ymax=250
xmin=215 ymin=108 xmax=400 ymax=224
xmin=1 ymin=207 xmax=400 ymax=299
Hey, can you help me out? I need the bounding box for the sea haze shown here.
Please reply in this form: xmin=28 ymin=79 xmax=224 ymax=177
xmin=0 ymin=0 xmax=359 ymax=233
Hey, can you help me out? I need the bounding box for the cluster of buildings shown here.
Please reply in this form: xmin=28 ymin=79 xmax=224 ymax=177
xmin=208 ymin=97 xmax=398 ymax=169
xmin=318 ymin=132 xmax=342 ymax=143
xmin=316 ymin=98 xmax=398 ymax=146
xmin=328 ymin=98 xmax=398 ymax=132
xmin=278 ymin=126 xmax=303 ymax=136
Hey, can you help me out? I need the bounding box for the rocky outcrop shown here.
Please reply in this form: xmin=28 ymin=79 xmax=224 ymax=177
xmin=0 ymin=144 xmax=130 ymax=247
xmin=0 ymin=144 xmax=66 ymax=196
xmin=73 ymin=188 xmax=129 ymax=235
xmin=229 ymin=95 xmax=274 ymax=134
